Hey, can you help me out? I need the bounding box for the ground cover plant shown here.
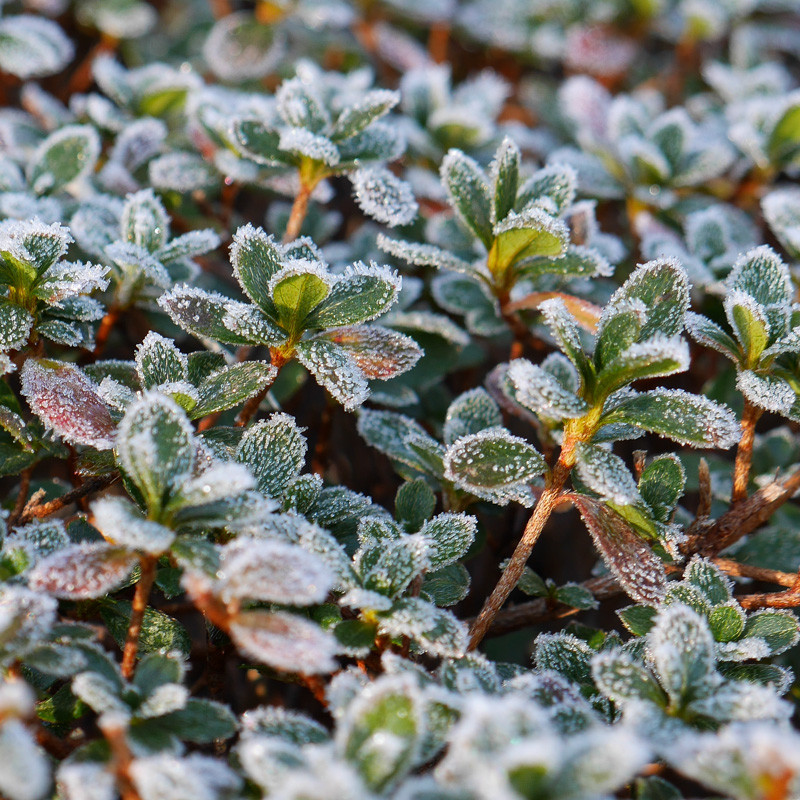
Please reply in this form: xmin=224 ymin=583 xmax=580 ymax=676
xmin=2 ymin=0 xmax=800 ymax=798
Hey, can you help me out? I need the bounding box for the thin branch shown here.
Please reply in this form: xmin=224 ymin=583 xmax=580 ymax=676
xmin=284 ymin=182 xmax=313 ymax=243
xmin=711 ymin=558 xmax=799 ymax=588
xmin=120 ymin=555 xmax=159 ymax=681
xmin=17 ymin=475 xmax=118 ymax=525
xmin=100 ymin=715 xmax=140 ymax=800
xmin=732 ymin=400 xmax=763 ymax=503
xmin=6 ymin=468 xmax=31 ymax=530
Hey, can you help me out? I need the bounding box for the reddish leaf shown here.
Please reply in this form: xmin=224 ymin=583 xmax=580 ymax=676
xmin=20 ymin=358 xmax=115 ymax=449
xmin=29 ymin=543 xmax=137 ymax=599
xmin=320 ymin=325 xmax=422 ymax=380
xmin=569 ymin=493 xmax=666 ymax=605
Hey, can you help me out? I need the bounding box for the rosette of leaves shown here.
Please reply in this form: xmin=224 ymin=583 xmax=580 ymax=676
xmin=686 ymin=246 xmax=800 ymax=495
xmin=592 ymin=604 xmax=791 ymax=738
xmin=229 ymin=60 xmax=417 ymax=230
xmin=467 ymin=259 xmax=740 ymax=648
xmin=70 ymin=189 xmax=220 ymax=313
xmin=61 ymin=649 xmax=236 ymax=756
xmin=618 ymin=557 xmax=800 ymax=681
xmin=555 ymin=77 xmax=736 ymax=203
xmin=637 ymin=204 xmax=758 ymax=286
xmin=358 ymin=386 xmax=548 ymax=509
xmin=237 ymin=674 xmax=448 ymax=797
xmin=332 ymin=487 xmax=476 ymax=659
xmin=0 ymin=219 xmax=108 ymax=352
xmin=380 ymin=137 xmax=612 ymax=340
xmin=398 ymin=64 xmax=510 ymax=162
xmin=159 ymin=224 xmax=422 ymax=411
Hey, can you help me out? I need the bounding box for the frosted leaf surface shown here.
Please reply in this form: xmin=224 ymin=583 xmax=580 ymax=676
xmin=443 ymin=428 xmax=546 ymax=507
xmin=135 ymin=332 xmax=187 ymax=389
xmin=377 ymin=233 xmax=474 ymax=274
xmin=419 ymin=513 xmax=477 ymax=570
xmin=508 ymin=359 xmax=589 ymax=419
xmin=443 ymin=388 xmax=502 ymax=445
xmin=217 ymin=538 xmax=334 ymax=605
xmin=57 ymin=763 xmax=116 ymax=800
xmin=91 ymin=496 xmax=175 ymax=555
xmin=0 ymin=14 xmax=73 ymax=80
xmin=203 ymin=11 xmax=284 ymax=82
xmin=27 ymin=125 xmax=100 ymax=195
xmin=0 ymin=302 xmax=33 ymax=351
xmin=148 ymin=153 xmax=215 ymax=193
xmin=379 ymin=598 xmax=467 ymax=657
xmin=20 ymin=359 xmax=115 ymax=449
xmin=0 ymin=720 xmax=51 ymax=800
xmin=295 ymin=338 xmax=369 ymax=410
xmin=736 ymin=370 xmax=795 ymax=414
xmin=130 ymin=754 xmax=240 ymax=800
xmin=319 ymin=326 xmax=422 ymax=380
xmin=0 ymin=586 xmax=57 ymax=659
xmin=352 ymin=167 xmax=418 ymax=227
xmin=574 ymin=444 xmax=641 ymax=506
xmin=278 ymin=127 xmax=339 ymax=166
xmin=229 ymin=610 xmax=337 ymax=674
xmin=29 ymin=543 xmax=137 ymax=599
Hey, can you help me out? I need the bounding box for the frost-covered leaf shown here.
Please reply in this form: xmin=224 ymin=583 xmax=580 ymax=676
xmin=488 ymin=206 xmax=568 ymax=276
xmin=601 ymin=389 xmax=740 ymax=448
xmin=443 ymin=428 xmax=546 ymax=506
xmin=360 ymin=534 xmax=429 ymax=597
xmin=377 ymin=234 xmax=474 ymax=274
xmin=357 ymin=409 xmax=444 ymax=476
xmin=419 ymin=513 xmax=476 ymax=571
xmin=229 ymin=610 xmax=337 ymax=674
xmin=295 ymin=338 xmax=369 ymax=410
xmin=191 ymin=362 xmax=277 ymax=419
xmin=0 ymin=719 xmax=51 ymax=800
xmin=217 ymin=538 xmax=334 ymax=606
xmin=574 ymin=444 xmax=641 ymax=506
xmin=332 ymin=90 xmax=400 ymax=140
xmin=379 ymin=598 xmax=467 ymax=658
xmin=29 ymin=543 xmax=137 ymax=599
xmin=271 ymin=267 xmax=330 ymax=337
xmin=116 ymin=392 xmax=195 ymax=515
xmin=592 ymin=649 xmax=665 ymax=706
xmin=0 ymin=14 xmax=73 ymax=80
xmin=306 ymin=263 xmax=400 ymax=328
xmin=203 ymin=11 xmax=284 ymax=81
xmin=318 ymin=326 xmax=422 ymax=380
xmin=638 ymin=455 xmax=685 ymax=523
xmin=686 ymin=312 xmax=739 ymax=360
xmin=0 ymin=301 xmax=33 ymax=351
xmin=570 ymin=494 xmax=666 ymax=605
xmin=508 ymin=358 xmax=589 ymax=420
xmin=741 ymin=611 xmax=799 ymax=656
xmin=28 ymin=125 xmax=100 ymax=195
xmin=648 ymin=604 xmax=716 ymax=706
xmin=135 ymin=332 xmax=186 ymax=389
xmin=352 ymin=167 xmax=418 ymax=227
xmin=229 ymin=224 xmax=283 ymax=312
xmin=91 ymin=496 xmax=175 ymax=555
xmin=20 ymin=359 xmax=115 ymax=449
xmin=122 ymin=189 xmax=169 ymax=253
xmin=339 ymin=675 xmax=423 ymax=792
xmin=490 ymin=137 xmax=520 ymax=224
xmin=440 ymin=149 xmax=493 ymax=247
xmin=148 ymin=153 xmax=216 ymax=193
xmin=443 ymin=388 xmax=502 ymax=445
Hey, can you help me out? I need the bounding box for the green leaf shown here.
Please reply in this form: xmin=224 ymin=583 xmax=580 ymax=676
xmin=133 ymin=652 xmax=184 ymax=696
xmin=555 ymin=583 xmax=598 ymax=610
xmin=122 ymin=189 xmax=169 ymax=252
xmin=295 ymin=338 xmax=368 ymax=411
xmin=683 ymin=557 xmax=731 ymax=605
xmin=191 ymin=362 xmax=277 ymax=419
xmin=395 ymin=479 xmax=436 ymax=531
xmin=538 ymin=298 xmax=594 ymax=387
xmin=235 ymin=412 xmax=307 ymax=498
xmin=601 ymin=389 xmax=741 ymax=449
xmin=594 ymin=337 xmax=689 ymax=399
xmin=334 ymin=619 xmax=378 ymax=651
xmin=768 ymin=103 xmax=800 ymax=164
xmin=304 ymin=264 xmax=399 ymax=329
xmin=708 ymin=604 xmax=745 ymax=643
xmin=0 ymin=300 xmax=33 ymax=350
xmin=342 ymin=677 xmax=422 ymax=792
xmin=28 ymin=124 xmax=100 ymax=195
xmin=230 ymin=224 xmax=283 ymax=312
xmin=617 ymin=604 xmax=657 ymax=636
xmin=319 ymin=326 xmax=421 ymax=381
xmin=440 ymin=149 xmax=494 ymax=248
xmin=443 ymin=388 xmax=502 ymax=445
xmin=233 ymin=118 xmax=288 ymax=166
xmin=490 ymin=137 xmax=520 ymax=223
xmin=158 ymin=286 xmax=285 ymax=347
xmin=574 ymin=443 xmax=641 ymax=506
xmin=116 ymin=393 xmax=195 ymax=516
xmin=636 ymin=777 xmax=682 ymax=800
xmin=488 ymin=206 xmax=567 ymax=277
xmin=271 ymin=270 xmax=330 ymax=337
xmin=742 ymin=611 xmax=799 ymax=655
xmin=135 ymin=332 xmax=186 ymax=389
xmin=331 ymin=89 xmax=399 ymax=140
xmin=638 ymin=455 xmax=685 ymax=523
xmin=592 ymin=650 xmax=666 ymax=705
xmin=726 ymin=293 xmax=769 ymax=366
xmin=101 ymin=600 xmax=191 ymax=657
xmin=420 ymin=563 xmax=470 ymax=607
xmin=157 ymin=698 xmax=236 ymax=742
xmin=378 ymin=598 xmax=467 ymax=658
xmin=419 ymin=513 xmax=476 ymax=571
xmin=443 ymin=428 xmax=546 ymax=507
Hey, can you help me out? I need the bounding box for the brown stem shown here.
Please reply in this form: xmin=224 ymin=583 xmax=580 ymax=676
xmin=100 ymin=716 xmax=140 ymax=800
xmin=712 ymin=558 xmax=799 ymax=588
xmin=235 ymin=352 xmax=284 ymax=427
xmin=92 ymin=306 xmax=121 ymax=360
xmin=120 ymin=556 xmax=158 ymax=681
xmin=283 ymin=182 xmax=313 ymax=244
xmin=427 ymin=21 xmax=450 ymax=63
xmin=697 ymin=457 xmax=712 ymax=519
xmin=17 ymin=475 xmax=117 ymax=525
xmin=732 ymin=400 xmax=763 ymax=503
xmin=738 ymin=579 xmax=800 ymax=610
xmin=310 ymin=400 xmax=334 ymax=476
xmin=6 ymin=468 xmax=31 ymax=530
xmin=468 ymin=454 xmax=574 ymax=650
